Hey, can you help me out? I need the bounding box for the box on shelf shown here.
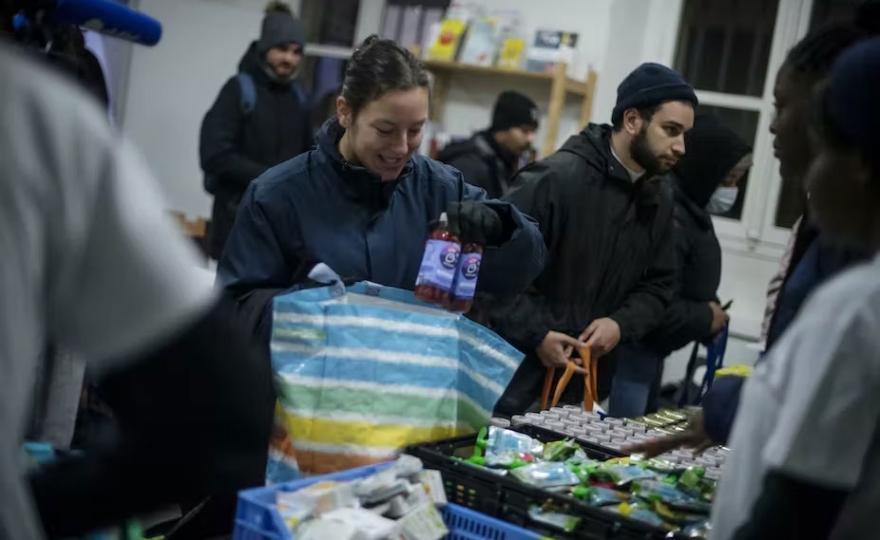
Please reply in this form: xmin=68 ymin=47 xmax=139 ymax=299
xmin=496 ymin=38 xmax=526 ymax=70
xmin=526 ymin=30 xmax=579 ymax=74
xmin=458 ymin=16 xmax=500 ymax=66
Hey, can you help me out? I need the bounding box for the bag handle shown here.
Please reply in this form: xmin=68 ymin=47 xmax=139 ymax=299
xmin=540 ymin=347 xmax=598 ymax=411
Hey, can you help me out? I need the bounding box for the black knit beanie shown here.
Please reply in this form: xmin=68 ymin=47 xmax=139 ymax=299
xmin=612 ymin=63 xmax=698 ymax=124
xmin=258 ymin=7 xmax=306 ymax=55
xmin=490 ymin=91 xmax=539 ymax=132
xmin=825 ymin=37 xmax=880 ymax=159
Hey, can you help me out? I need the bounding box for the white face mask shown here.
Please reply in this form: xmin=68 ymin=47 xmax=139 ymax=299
xmin=707 ymin=186 xmax=739 ymax=215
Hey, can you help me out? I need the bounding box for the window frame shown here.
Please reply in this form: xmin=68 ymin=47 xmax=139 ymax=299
xmin=659 ymin=0 xmax=818 ymax=257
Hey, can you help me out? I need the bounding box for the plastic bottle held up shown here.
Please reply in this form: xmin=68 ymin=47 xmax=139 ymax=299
xmin=447 ymin=242 xmax=483 ymax=313
xmin=414 ymin=213 xmax=461 ymax=306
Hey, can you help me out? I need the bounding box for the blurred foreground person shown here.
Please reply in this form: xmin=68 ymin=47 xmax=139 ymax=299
xmin=711 ymin=36 xmax=880 ymax=540
xmin=0 ymin=43 xmax=273 ymax=540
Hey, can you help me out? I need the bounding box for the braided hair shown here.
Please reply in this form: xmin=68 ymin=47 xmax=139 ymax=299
xmin=782 ymin=1 xmax=880 ymax=79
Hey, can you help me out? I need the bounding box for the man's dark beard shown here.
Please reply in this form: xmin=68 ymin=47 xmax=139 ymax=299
xmin=630 ymin=126 xmax=664 ymax=177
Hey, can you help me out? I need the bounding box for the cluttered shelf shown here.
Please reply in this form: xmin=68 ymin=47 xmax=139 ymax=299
xmin=422 ymin=58 xmax=591 ymax=96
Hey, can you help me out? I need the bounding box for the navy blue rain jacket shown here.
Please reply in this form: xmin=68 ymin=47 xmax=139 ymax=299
xmin=217 ymin=118 xmax=546 ymax=301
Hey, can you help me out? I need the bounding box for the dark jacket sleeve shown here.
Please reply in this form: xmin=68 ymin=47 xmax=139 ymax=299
xmin=460 ymin=179 xmax=546 ymax=298
xmin=29 ymin=299 xmax=274 ymax=538
xmin=608 ymin=205 xmax=675 ymax=341
xmin=216 ymin=182 xmax=298 ymax=299
xmin=478 ymin=163 xmax=563 ymax=353
xmin=200 ymin=78 xmax=270 ymax=190
xmin=447 ymin=153 xmax=494 ymax=194
xmin=660 ymin=220 xmax=715 ymax=347
xmin=702 ymin=374 xmax=745 ymax=445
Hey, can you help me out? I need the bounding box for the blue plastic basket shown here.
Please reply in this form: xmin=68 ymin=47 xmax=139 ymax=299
xmin=233 ymin=463 xmax=541 ymax=540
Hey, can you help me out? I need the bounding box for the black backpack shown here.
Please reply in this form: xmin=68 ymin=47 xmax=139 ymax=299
xmin=203 ymin=73 xmax=308 ymax=195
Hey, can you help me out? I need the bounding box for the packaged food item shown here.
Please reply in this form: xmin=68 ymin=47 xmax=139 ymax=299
xmin=588 ymin=487 xmax=631 ymax=506
xmin=447 ymin=242 xmax=482 ymax=313
xmin=652 ymin=501 xmax=708 ymax=525
xmin=278 ymin=480 xmax=357 ymax=517
xmin=484 ymin=427 xmax=543 ymax=467
xmin=418 ymin=470 xmax=448 ymax=506
xmin=605 ymin=502 xmax=669 ymax=528
xmin=398 ymin=502 xmax=449 ymax=540
xmin=510 ymin=415 xmax=529 ymax=427
xmin=415 ymin=213 xmax=460 ymax=306
xmin=527 ymin=506 xmax=581 ymax=532
xmin=682 ymin=520 xmax=712 ymax=538
xmin=510 ymin=462 xmax=580 ymax=488
xmin=320 ymin=507 xmax=400 ymax=540
xmin=542 ymin=438 xmax=580 ymax=461
xmin=602 ymin=464 xmax=658 ymax=486
xmin=631 ymin=479 xmax=692 ymax=504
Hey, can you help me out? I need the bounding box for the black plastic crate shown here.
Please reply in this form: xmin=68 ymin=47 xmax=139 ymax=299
xmin=405 ymin=425 xmax=689 ymax=540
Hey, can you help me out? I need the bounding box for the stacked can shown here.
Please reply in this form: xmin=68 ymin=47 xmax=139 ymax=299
xmin=508 ymin=407 xmax=727 ymax=478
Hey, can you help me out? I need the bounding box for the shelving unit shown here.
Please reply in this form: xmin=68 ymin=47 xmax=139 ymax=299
xmin=422 ymin=60 xmax=599 ymax=157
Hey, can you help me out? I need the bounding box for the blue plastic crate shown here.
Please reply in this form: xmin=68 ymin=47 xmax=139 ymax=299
xmin=233 ymin=463 xmax=541 ymax=540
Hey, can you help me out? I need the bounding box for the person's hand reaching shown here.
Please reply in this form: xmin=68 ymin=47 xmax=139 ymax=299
xmin=536 ymin=331 xmax=586 ymax=369
xmin=624 ymin=410 xmax=715 ymax=458
xmin=579 ymin=318 xmax=621 ymax=358
xmin=446 ymin=201 xmax=504 ymax=246
xmin=709 ymin=301 xmax=730 ymax=335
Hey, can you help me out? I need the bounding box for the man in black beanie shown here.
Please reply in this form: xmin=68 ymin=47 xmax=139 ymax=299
xmin=200 ymin=1 xmax=312 ymax=260
xmin=485 ymin=63 xmax=698 ymax=418
xmin=438 ymin=90 xmax=539 ymax=198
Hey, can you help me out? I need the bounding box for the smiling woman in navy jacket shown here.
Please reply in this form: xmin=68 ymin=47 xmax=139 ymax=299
xmin=217 ymin=36 xmax=545 ymax=312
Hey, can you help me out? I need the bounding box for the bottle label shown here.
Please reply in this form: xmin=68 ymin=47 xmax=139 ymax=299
xmin=452 ymin=252 xmax=482 ymax=300
xmin=416 ymin=239 xmax=460 ymax=291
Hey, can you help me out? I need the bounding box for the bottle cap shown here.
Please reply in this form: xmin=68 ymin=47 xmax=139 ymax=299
xmin=439 ymin=212 xmax=448 ymax=224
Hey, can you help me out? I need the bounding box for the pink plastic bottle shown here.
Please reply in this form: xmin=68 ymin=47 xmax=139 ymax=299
xmin=447 ymin=242 xmax=483 ymax=313
xmin=414 ymin=213 xmax=461 ymax=306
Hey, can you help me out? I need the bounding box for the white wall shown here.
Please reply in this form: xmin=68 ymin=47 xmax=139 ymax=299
xmin=123 ymin=0 xmax=301 ymax=217
xmin=437 ymin=0 xmax=613 ymax=154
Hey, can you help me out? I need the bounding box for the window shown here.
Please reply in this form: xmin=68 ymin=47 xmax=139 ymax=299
xmin=676 ymin=0 xmax=778 ymax=97
xmin=669 ymin=0 xmax=867 ymax=251
xmin=674 ymin=0 xmax=779 ymax=229
xmin=769 ymin=0 xmax=866 ymax=229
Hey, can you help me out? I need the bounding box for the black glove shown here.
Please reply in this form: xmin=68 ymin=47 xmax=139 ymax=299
xmin=447 ymin=201 xmax=504 ymax=246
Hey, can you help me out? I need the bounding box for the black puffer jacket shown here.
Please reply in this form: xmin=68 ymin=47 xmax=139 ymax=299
xmin=200 ymin=43 xmax=313 ymax=259
xmin=483 ymin=124 xmax=675 ymax=412
xmin=437 ymin=131 xmax=517 ymax=199
xmin=643 ymin=115 xmax=751 ymax=355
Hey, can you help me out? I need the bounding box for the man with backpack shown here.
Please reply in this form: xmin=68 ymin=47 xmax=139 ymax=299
xmin=200 ymin=1 xmax=312 ymax=260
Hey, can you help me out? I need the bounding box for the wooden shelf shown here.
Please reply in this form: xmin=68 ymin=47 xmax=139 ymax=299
xmin=423 ymin=60 xmax=598 ymax=157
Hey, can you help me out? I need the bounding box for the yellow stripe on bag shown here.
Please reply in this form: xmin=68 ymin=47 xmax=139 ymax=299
xmin=284 ymin=415 xmax=472 ymax=448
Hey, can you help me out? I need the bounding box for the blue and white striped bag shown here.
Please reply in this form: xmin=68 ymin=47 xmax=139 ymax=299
xmin=267 ymin=280 xmax=523 ymax=479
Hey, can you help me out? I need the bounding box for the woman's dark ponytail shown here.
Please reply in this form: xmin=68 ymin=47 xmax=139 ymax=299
xmin=341 ymin=35 xmax=431 ymax=118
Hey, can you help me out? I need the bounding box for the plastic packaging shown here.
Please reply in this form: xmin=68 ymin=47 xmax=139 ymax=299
xmin=510 ymin=462 xmax=580 ymax=488
xmin=484 ymin=427 xmax=543 ymax=467
xmin=447 ymin=242 xmax=482 ymax=313
xmin=415 ymin=213 xmax=460 ymax=306
xmin=588 ymin=486 xmax=632 ymax=506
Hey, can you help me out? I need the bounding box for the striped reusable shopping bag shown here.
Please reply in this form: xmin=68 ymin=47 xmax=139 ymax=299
xmin=267 ymin=281 xmax=523 ymax=479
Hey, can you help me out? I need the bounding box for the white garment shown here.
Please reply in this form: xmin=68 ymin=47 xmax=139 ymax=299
xmin=610 ymin=145 xmax=645 ymax=182
xmin=711 ymin=255 xmax=880 ymax=540
xmin=0 ymin=46 xmax=213 ymax=540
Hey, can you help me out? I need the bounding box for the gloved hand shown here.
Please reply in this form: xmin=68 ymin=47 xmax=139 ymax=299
xmin=447 ymin=201 xmax=504 ymax=246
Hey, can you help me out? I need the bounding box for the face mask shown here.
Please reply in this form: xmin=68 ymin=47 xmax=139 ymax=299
xmin=706 ymin=187 xmax=738 ymax=215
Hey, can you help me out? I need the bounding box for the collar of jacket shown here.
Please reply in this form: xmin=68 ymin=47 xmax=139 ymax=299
xmin=315 ymin=117 xmax=413 ymax=212
xmin=478 ymin=130 xmax=518 ymax=170
xmin=561 ymin=123 xmax=664 ymax=208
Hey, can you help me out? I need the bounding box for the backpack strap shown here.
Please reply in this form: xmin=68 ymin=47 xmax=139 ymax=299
xmin=236 ymin=72 xmax=257 ymax=115
xmin=291 ymin=81 xmax=308 ymax=107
